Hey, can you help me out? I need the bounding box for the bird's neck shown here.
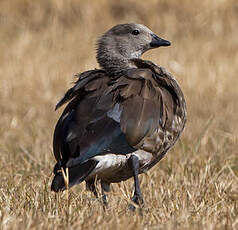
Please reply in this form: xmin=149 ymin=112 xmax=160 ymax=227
xmin=96 ymin=42 xmax=138 ymax=77
xmin=98 ymin=55 xmax=133 ymax=76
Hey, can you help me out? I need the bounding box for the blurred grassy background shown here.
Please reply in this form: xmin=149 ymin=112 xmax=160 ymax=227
xmin=0 ymin=0 xmax=237 ymax=229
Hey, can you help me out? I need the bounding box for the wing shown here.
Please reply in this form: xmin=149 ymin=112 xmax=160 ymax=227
xmin=53 ymin=61 xmax=186 ymax=168
xmin=53 ymin=69 xmax=137 ymax=168
xmin=53 ymin=69 xmax=108 ymax=163
xmin=127 ymin=58 xmax=187 ymax=161
xmin=116 ymin=59 xmax=186 ymax=155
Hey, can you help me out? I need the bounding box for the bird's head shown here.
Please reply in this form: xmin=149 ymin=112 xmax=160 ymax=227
xmin=96 ymin=23 xmax=171 ymax=74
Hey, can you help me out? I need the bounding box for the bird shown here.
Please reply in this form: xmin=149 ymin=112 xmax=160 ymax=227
xmin=51 ymin=23 xmax=187 ymax=209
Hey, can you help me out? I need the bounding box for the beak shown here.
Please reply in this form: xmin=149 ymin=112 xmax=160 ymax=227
xmin=150 ymin=34 xmax=171 ymax=48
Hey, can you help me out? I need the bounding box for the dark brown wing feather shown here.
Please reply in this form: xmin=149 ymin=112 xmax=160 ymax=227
xmin=53 ymin=59 xmax=186 ymax=174
xmin=128 ymin=59 xmax=187 ymax=171
xmin=121 ymin=95 xmax=161 ymax=146
xmin=53 ymin=69 xmax=110 ymax=163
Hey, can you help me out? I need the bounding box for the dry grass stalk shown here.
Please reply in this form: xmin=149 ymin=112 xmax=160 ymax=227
xmin=0 ymin=0 xmax=237 ymax=229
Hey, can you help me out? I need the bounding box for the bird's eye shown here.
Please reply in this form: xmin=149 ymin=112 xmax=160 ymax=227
xmin=131 ymin=30 xmax=140 ymax=35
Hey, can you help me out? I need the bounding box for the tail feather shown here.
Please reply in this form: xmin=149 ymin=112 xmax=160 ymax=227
xmin=51 ymin=160 xmax=98 ymax=192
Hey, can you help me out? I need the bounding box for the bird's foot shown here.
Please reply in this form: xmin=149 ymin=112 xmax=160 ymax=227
xmin=128 ymin=194 xmax=144 ymax=212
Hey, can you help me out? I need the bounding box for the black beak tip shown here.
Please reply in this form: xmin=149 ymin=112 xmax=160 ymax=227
xmin=163 ymin=40 xmax=171 ymax=46
xmin=150 ymin=34 xmax=171 ymax=48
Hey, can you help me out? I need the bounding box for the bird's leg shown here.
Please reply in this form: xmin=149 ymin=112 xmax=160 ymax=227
xmin=86 ymin=180 xmax=98 ymax=198
xmin=128 ymin=155 xmax=144 ymax=210
xmin=101 ymin=181 xmax=110 ymax=207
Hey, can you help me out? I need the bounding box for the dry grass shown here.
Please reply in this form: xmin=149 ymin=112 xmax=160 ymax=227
xmin=0 ymin=0 xmax=237 ymax=229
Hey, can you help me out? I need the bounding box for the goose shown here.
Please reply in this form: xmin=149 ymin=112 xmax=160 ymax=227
xmin=51 ymin=23 xmax=187 ymax=208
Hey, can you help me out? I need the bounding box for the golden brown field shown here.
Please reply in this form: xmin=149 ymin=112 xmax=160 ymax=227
xmin=0 ymin=0 xmax=237 ymax=229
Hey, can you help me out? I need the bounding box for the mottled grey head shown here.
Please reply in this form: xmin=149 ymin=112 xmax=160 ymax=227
xmin=96 ymin=23 xmax=170 ymax=75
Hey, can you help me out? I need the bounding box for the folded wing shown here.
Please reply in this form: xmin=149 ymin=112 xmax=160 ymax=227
xmin=52 ymin=61 xmax=186 ymax=191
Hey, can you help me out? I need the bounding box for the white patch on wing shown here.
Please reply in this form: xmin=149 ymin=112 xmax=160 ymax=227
xmin=107 ymin=103 xmax=121 ymax=122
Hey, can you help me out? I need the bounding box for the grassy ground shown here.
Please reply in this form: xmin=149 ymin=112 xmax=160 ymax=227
xmin=0 ymin=0 xmax=237 ymax=229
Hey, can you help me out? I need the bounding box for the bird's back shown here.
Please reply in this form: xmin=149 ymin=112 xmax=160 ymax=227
xmin=51 ymin=59 xmax=186 ymax=191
